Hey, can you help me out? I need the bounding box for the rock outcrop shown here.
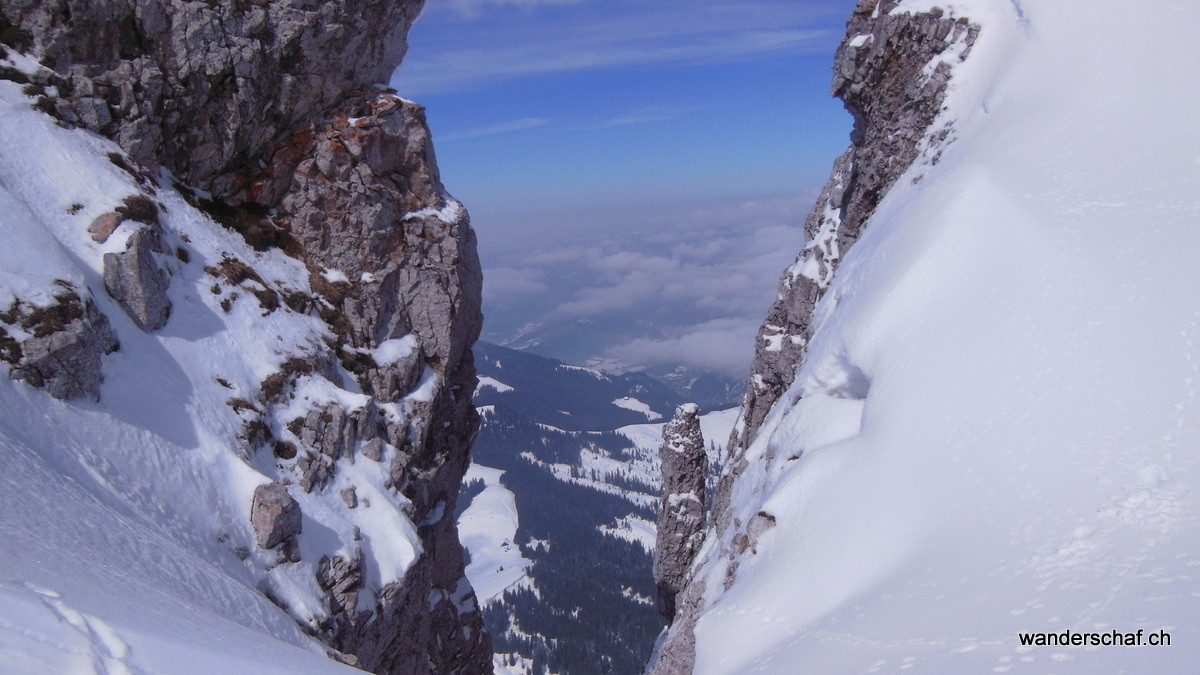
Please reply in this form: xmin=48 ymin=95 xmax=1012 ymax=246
xmin=102 ymin=222 xmax=173 ymax=331
xmin=251 ymin=482 xmax=302 ymax=550
xmin=4 ymin=1 xmax=490 ymax=671
xmin=1 ymin=286 xmax=119 ymax=402
xmin=653 ymin=404 xmax=707 ymax=623
xmin=3 ymin=0 xmax=423 ymax=189
xmin=648 ymin=2 xmax=980 ymax=672
xmin=729 ymin=0 xmax=978 ymax=463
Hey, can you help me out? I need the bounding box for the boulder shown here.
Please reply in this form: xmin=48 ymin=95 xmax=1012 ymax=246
xmin=87 ymin=212 xmax=123 ymax=243
xmin=103 ymin=224 xmax=172 ymax=332
xmin=250 ymin=482 xmax=302 ymax=550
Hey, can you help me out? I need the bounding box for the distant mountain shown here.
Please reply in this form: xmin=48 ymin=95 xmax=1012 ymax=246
xmin=645 ymin=365 xmax=743 ymax=411
xmin=475 ymin=342 xmax=682 ymax=430
xmin=485 ymin=316 xmax=647 ymax=366
xmin=457 ymin=343 xmax=737 ymax=674
xmin=479 ymin=336 xmax=745 ymax=413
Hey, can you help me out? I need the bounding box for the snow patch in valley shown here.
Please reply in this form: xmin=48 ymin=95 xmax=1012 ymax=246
xmin=612 ymin=396 xmax=659 ymax=420
xmin=557 ymin=363 xmax=609 ymax=380
xmin=458 ymin=464 xmax=534 ymax=603
xmin=523 ymin=452 xmax=658 ymax=509
xmin=476 ymin=375 xmax=515 ymax=393
xmin=600 ymin=515 xmax=657 ymax=551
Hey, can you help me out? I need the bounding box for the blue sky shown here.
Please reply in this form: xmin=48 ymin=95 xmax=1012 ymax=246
xmin=393 ymin=0 xmax=856 ymax=212
xmin=390 ymin=0 xmax=861 ymax=376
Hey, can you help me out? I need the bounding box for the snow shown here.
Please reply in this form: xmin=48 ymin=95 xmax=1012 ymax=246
xmin=523 ymin=451 xmax=659 ymax=508
xmin=0 ymin=71 xmax=428 ymax=670
xmin=599 ymin=515 xmax=657 ymax=551
xmin=457 ymin=464 xmax=535 ymax=603
xmin=619 ymin=406 xmax=739 ymax=466
xmin=401 ymin=199 xmax=465 ymax=225
xmin=318 ymin=268 xmax=349 ymax=284
xmin=612 ymin=396 xmax=659 ymax=420
xmin=373 ymin=334 xmax=417 ymax=365
xmin=557 ymin=363 xmax=609 ymax=380
xmin=847 ymin=33 xmax=872 ymax=48
xmin=760 ymin=326 xmax=786 ymax=352
xmin=406 ymin=366 xmax=439 ymax=403
xmin=477 ymin=375 xmax=515 ymax=393
xmin=0 ymin=387 xmax=354 ymax=674
xmin=620 ymin=586 xmax=655 ymax=607
xmin=492 ymin=653 xmax=538 ymax=675
xmin=793 ymin=201 xmax=843 ymax=287
xmin=688 ymin=1 xmax=1200 ymax=673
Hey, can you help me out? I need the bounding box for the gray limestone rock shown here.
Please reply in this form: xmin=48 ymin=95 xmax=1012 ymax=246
xmin=103 ymin=223 xmax=172 ymax=332
xmin=361 ymin=438 xmax=384 ymax=462
xmin=649 ymin=3 xmax=981 ymax=673
xmin=318 ymin=552 xmax=365 ymax=617
xmin=251 ymin=482 xmax=302 ymax=550
xmin=238 ymin=90 xmax=488 ymax=672
xmin=728 ymin=0 xmax=979 ymax=463
xmin=7 ymin=2 xmax=491 ymax=670
xmin=5 ymin=0 xmax=426 ymax=190
xmin=88 ymin=212 xmax=123 ymax=243
xmin=654 ymin=404 xmax=707 ymax=623
xmin=4 ymin=290 xmax=119 ymax=402
xmin=714 ymin=0 xmax=980 ymax=545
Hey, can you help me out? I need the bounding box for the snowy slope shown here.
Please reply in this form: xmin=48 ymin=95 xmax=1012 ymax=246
xmin=459 ymin=463 xmax=535 ymax=603
xmin=0 ymin=397 xmax=354 ymax=674
xmin=613 ymin=396 xmax=659 ymax=420
xmin=0 ymin=60 xmax=428 ymax=670
xmin=688 ymin=1 xmax=1200 ymax=673
xmin=604 ymin=408 xmax=739 ymax=548
xmin=464 ymin=344 xmax=732 ymax=673
xmin=474 ymin=341 xmax=679 ymax=430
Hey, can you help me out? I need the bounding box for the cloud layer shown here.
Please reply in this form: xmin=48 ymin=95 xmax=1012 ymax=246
xmin=479 ymin=192 xmax=815 ymax=376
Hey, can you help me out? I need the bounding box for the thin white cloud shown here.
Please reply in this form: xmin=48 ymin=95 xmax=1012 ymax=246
xmin=446 ymin=0 xmax=591 ymax=20
xmin=400 ymin=31 xmax=829 ymax=94
xmin=483 ymin=267 xmax=549 ymax=306
xmin=439 ymin=117 xmax=549 ymax=142
xmin=396 ymin=1 xmax=841 ymax=94
xmin=570 ymin=106 xmax=699 ymax=131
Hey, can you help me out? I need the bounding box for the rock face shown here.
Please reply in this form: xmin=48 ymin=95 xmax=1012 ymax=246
xmin=1 ymin=287 xmax=119 ymax=402
xmin=4 ymin=0 xmax=423 ymax=189
xmin=729 ymin=0 xmax=979 ymax=463
xmin=102 ymin=223 xmax=173 ymax=331
xmin=251 ymin=482 xmax=302 ymax=550
xmin=647 ymin=2 xmax=980 ymax=672
xmin=4 ymin=1 xmax=491 ymax=671
xmin=653 ymin=404 xmax=707 ymax=623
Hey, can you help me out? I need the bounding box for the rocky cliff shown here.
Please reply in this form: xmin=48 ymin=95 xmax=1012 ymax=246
xmin=652 ymin=403 xmax=707 ymax=623
xmin=1 ymin=1 xmax=488 ymax=671
xmin=648 ymin=2 xmax=979 ymax=671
